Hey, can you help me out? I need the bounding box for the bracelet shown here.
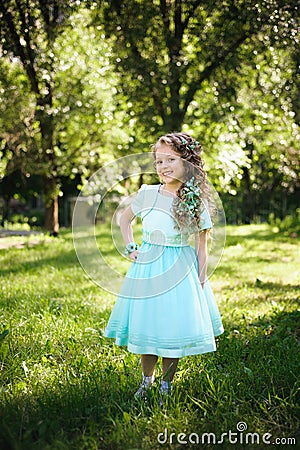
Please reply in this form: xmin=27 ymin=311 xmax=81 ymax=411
xmin=124 ymin=242 xmax=139 ymax=255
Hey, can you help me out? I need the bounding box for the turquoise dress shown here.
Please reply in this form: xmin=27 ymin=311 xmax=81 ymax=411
xmin=104 ymin=184 xmax=224 ymax=358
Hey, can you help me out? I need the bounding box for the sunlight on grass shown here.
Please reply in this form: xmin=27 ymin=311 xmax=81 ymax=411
xmin=0 ymin=224 xmax=299 ymax=449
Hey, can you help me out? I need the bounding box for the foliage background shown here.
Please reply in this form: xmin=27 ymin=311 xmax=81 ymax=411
xmin=0 ymin=0 xmax=299 ymax=231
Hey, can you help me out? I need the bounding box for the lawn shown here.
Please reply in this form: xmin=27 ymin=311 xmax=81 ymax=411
xmin=0 ymin=224 xmax=299 ymax=450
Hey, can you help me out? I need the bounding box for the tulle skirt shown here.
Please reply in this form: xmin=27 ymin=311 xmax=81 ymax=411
xmin=104 ymin=242 xmax=223 ymax=358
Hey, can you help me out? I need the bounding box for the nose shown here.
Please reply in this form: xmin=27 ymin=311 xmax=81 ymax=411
xmin=160 ymin=159 xmax=170 ymax=170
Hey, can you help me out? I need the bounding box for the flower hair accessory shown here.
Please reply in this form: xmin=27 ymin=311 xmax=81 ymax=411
xmin=173 ymin=176 xmax=201 ymax=230
xmin=180 ymin=138 xmax=200 ymax=151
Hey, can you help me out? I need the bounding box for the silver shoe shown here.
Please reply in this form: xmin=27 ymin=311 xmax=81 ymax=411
xmin=159 ymin=381 xmax=172 ymax=406
xmin=134 ymin=382 xmax=152 ymax=399
xmin=134 ymin=374 xmax=155 ymax=399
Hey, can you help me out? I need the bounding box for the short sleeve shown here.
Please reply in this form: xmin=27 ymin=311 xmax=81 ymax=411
xmin=199 ymin=199 xmax=213 ymax=230
xmin=131 ymin=184 xmax=147 ymax=217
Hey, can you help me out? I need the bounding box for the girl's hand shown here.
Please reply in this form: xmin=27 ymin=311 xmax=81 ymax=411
xmin=129 ymin=250 xmax=139 ymax=261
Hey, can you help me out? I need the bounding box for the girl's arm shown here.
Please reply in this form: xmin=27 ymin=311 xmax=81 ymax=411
xmin=195 ymin=230 xmax=209 ymax=288
xmin=119 ymin=205 xmax=139 ymax=261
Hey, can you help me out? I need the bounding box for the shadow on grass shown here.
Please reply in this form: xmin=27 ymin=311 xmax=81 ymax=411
xmin=225 ymin=229 xmax=298 ymax=246
xmin=0 ymin=229 xmax=121 ymax=277
xmin=218 ymin=278 xmax=300 ymax=294
xmin=1 ymin=225 xmax=299 ymax=448
xmin=0 ymin=248 xmax=79 ymax=276
xmin=1 ymin=225 xmax=297 ymax=278
xmin=0 ymin=309 xmax=299 ymax=450
xmin=0 ymin=343 xmax=143 ymax=450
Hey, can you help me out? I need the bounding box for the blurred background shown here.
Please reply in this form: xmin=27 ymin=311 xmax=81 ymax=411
xmin=0 ymin=0 xmax=299 ymax=235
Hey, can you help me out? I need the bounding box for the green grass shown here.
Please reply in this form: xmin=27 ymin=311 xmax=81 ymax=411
xmin=0 ymin=224 xmax=299 ymax=450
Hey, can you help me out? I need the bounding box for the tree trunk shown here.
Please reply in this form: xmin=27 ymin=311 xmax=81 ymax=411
xmin=43 ymin=175 xmax=59 ymax=235
xmin=37 ymin=91 xmax=59 ymax=235
xmin=241 ymin=166 xmax=256 ymax=224
xmin=1 ymin=197 xmax=10 ymax=227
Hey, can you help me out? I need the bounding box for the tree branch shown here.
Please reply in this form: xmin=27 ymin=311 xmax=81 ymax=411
xmin=159 ymin=0 xmax=172 ymax=51
xmin=114 ymin=4 xmax=167 ymax=124
xmin=38 ymin=0 xmax=50 ymax=29
xmin=182 ymin=0 xmax=203 ymax=32
xmin=0 ymin=1 xmax=40 ymax=94
xmin=174 ymin=0 xmax=182 ymax=40
xmin=126 ymin=39 xmax=166 ymax=123
xmin=182 ymin=31 xmax=251 ymax=115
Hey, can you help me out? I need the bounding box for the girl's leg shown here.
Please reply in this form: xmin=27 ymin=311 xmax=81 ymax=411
xmin=162 ymin=357 xmax=179 ymax=381
xmin=159 ymin=358 xmax=179 ymax=403
xmin=135 ymin=354 xmax=158 ymax=398
xmin=141 ymin=354 xmax=158 ymax=376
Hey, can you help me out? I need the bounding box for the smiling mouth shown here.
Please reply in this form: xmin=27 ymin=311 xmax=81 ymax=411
xmin=162 ymin=171 xmax=173 ymax=176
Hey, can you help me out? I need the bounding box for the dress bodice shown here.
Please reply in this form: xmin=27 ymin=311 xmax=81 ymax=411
xmin=131 ymin=184 xmax=212 ymax=247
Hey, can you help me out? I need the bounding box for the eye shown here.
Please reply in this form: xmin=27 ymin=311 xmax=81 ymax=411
xmin=168 ymin=157 xmax=175 ymax=163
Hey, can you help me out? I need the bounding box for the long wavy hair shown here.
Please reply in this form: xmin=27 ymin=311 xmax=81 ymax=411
xmin=152 ymin=132 xmax=215 ymax=231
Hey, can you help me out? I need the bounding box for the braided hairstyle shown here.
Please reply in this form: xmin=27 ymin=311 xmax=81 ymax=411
xmin=152 ymin=132 xmax=214 ymax=231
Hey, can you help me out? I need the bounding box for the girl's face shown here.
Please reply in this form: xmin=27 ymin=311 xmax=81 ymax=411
xmin=155 ymin=144 xmax=185 ymax=186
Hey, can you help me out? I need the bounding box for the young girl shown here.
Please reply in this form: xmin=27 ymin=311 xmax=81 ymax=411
xmin=104 ymin=132 xmax=224 ymax=401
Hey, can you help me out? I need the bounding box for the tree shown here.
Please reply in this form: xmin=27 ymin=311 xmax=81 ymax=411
xmin=0 ymin=1 xmax=82 ymax=233
xmin=0 ymin=3 xmax=129 ymax=232
xmin=190 ymin=15 xmax=300 ymax=223
xmin=94 ymin=0 xmax=299 ymax=221
xmin=95 ymin=0 xmax=299 ymax=134
xmin=0 ymin=56 xmax=34 ymax=180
